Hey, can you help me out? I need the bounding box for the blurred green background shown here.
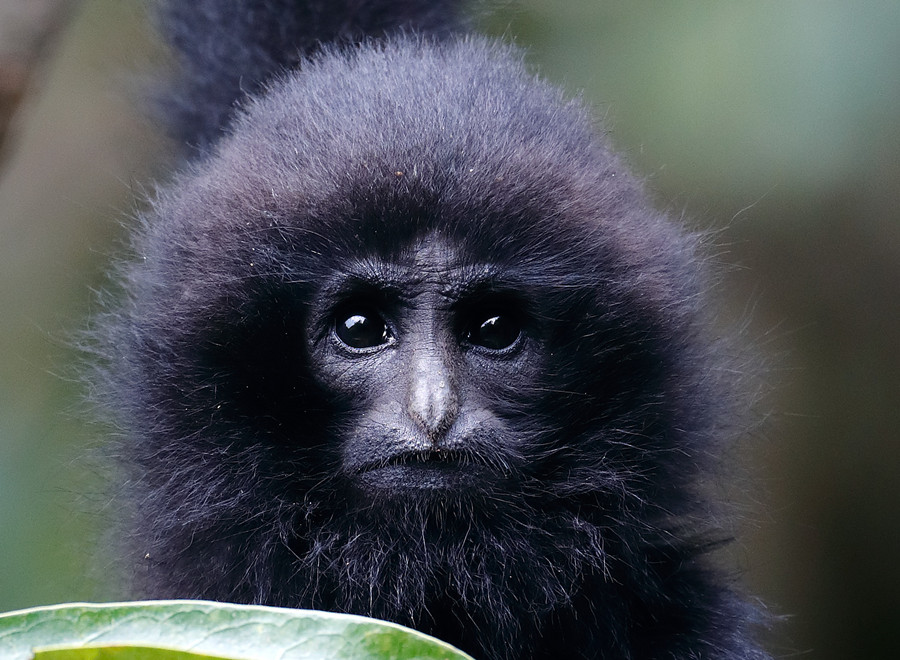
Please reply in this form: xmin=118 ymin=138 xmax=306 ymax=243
xmin=1 ymin=1 xmax=898 ymax=658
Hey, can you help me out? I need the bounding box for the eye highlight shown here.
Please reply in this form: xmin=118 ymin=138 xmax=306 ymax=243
xmin=465 ymin=313 xmax=521 ymax=351
xmin=333 ymin=308 xmax=392 ymax=349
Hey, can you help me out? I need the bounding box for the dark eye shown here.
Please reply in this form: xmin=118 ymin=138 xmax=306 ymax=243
xmin=334 ymin=309 xmax=391 ymax=349
xmin=466 ymin=314 xmax=521 ymax=351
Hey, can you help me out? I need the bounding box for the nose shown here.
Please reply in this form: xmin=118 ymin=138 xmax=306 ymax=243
xmin=407 ymin=347 xmax=459 ymax=441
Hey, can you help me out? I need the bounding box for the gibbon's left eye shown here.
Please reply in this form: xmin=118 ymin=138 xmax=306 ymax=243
xmin=334 ymin=309 xmax=392 ymax=349
xmin=466 ymin=313 xmax=521 ymax=351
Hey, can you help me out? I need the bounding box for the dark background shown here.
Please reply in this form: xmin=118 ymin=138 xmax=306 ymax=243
xmin=1 ymin=1 xmax=898 ymax=658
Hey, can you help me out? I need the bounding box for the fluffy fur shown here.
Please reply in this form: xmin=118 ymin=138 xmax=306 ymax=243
xmin=94 ymin=1 xmax=769 ymax=658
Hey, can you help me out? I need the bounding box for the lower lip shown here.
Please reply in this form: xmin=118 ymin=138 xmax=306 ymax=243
xmin=358 ymin=463 xmax=481 ymax=490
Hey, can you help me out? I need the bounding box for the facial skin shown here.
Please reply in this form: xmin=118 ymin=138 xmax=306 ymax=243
xmin=310 ymin=235 xmax=538 ymax=494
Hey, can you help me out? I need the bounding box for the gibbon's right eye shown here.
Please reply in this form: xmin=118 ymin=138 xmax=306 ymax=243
xmin=333 ymin=308 xmax=392 ymax=349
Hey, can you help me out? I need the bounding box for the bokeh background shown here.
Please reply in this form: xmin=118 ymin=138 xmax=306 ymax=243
xmin=1 ymin=1 xmax=898 ymax=658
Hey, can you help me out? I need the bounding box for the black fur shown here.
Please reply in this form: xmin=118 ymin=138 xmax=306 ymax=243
xmin=94 ymin=1 xmax=769 ymax=658
xmin=155 ymin=0 xmax=464 ymax=149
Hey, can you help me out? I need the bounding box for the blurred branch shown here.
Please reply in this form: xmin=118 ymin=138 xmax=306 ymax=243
xmin=0 ymin=0 xmax=77 ymax=167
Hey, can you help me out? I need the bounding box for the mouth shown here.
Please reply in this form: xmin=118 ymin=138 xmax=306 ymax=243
xmin=355 ymin=450 xmax=486 ymax=490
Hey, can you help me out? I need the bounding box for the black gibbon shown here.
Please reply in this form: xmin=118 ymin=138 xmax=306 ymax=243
xmin=93 ymin=1 xmax=769 ymax=658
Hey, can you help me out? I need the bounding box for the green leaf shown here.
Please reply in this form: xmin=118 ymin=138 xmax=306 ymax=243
xmin=0 ymin=601 xmax=475 ymax=660
xmin=34 ymin=645 xmax=236 ymax=660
